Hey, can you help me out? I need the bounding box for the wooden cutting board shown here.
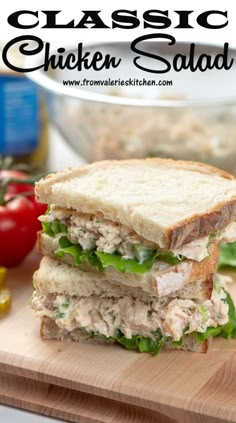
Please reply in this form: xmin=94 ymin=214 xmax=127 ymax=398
xmin=0 ymin=250 xmax=236 ymax=423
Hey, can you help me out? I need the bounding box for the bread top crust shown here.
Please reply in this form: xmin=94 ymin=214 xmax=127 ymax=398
xmin=35 ymin=158 xmax=236 ymax=248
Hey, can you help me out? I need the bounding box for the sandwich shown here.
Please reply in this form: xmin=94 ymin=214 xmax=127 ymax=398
xmin=32 ymin=158 xmax=236 ymax=354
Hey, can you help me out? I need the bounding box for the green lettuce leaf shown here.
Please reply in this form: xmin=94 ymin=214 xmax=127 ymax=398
xmin=87 ymin=252 xmax=104 ymax=272
xmin=156 ymin=251 xmax=183 ymax=265
xmin=42 ymin=221 xmax=54 ymax=237
xmin=219 ymin=241 xmax=236 ymax=268
xmin=42 ymin=219 xmax=67 ymax=237
xmin=195 ymin=326 xmax=223 ymax=342
xmin=220 ymin=289 xmax=236 ymax=339
xmin=56 ymin=236 xmax=104 ymax=271
xmin=96 ymin=251 xmax=157 ymax=274
xmin=137 ymin=336 xmax=166 ymax=354
xmin=106 ymin=329 xmax=166 ymax=355
xmin=56 ymin=244 xmax=85 ymax=266
xmin=54 ymin=312 xmax=66 ymax=319
xmin=54 ymin=235 xmax=183 ymax=274
xmin=117 ymin=335 xmax=139 ymax=350
xmin=171 ymin=339 xmax=183 ymax=349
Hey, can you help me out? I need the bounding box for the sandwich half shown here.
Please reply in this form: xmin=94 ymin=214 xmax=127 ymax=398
xmin=31 ymin=257 xmax=235 ymax=355
xmin=33 ymin=158 xmax=236 ymax=354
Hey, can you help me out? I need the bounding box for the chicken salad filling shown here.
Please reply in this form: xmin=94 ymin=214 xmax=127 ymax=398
xmin=31 ymin=282 xmax=230 ymax=345
xmin=39 ymin=207 xmax=216 ymax=274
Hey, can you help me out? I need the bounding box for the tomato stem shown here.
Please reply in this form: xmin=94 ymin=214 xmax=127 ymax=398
xmin=0 ymin=156 xmax=13 ymax=170
xmin=0 ymin=180 xmax=9 ymax=205
xmin=0 ymin=176 xmax=42 ymax=185
xmin=4 ymin=191 xmax=35 ymax=204
xmin=0 ymin=174 xmax=45 ymax=205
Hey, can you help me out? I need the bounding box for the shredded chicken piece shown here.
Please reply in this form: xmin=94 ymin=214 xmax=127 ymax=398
xmin=172 ymin=236 xmax=209 ymax=262
xmin=68 ymin=214 xmax=147 ymax=255
xmin=220 ymin=221 xmax=236 ymax=243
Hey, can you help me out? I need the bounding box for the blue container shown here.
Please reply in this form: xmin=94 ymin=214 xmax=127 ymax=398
xmin=0 ymin=72 xmax=40 ymax=156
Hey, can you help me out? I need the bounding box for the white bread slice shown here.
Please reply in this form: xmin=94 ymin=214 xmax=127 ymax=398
xmin=35 ymin=158 xmax=236 ymax=249
xmin=40 ymin=316 xmax=209 ymax=353
xmin=33 ymin=255 xmax=214 ymax=300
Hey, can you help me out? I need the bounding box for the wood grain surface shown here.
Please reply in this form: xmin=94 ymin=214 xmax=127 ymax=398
xmin=0 ymin=250 xmax=236 ymax=423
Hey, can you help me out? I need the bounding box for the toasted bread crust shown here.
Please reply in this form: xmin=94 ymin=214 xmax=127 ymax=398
xmin=35 ymin=158 xmax=236 ymax=249
xmin=168 ymin=199 xmax=236 ymax=249
xmin=40 ymin=316 xmax=209 ymax=353
xmin=188 ymin=241 xmax=218 ymax=285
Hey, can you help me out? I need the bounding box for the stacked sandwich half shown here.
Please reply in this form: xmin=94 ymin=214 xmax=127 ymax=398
xmin=32 ymin=159 xmax=236 ymax=354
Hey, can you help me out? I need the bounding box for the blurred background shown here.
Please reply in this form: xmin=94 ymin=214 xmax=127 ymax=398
xmin=0 ymin=0 xmax=236 ymax=174
xmin=2 ymin=38 xmax=236 ymax=174
xmin=1 ymin=0 xmax=236 ymax=175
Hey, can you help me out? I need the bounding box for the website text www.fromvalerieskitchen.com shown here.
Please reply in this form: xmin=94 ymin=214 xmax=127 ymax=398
xmin=63 ymin=78 xmax=173 ymax=87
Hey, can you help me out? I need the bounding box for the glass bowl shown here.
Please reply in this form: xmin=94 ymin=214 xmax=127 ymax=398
xmin=29 ymin=41 xmax=236 ymax=173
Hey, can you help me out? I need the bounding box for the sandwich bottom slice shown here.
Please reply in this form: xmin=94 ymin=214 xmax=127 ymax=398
xmin=40 ymin=316 xmax=210 ymax=353
xmin=31 ymin=258 xmax=236 ymax=355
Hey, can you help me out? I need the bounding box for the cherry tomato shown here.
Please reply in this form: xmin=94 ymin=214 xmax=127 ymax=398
xmin=32 ymin=200 xmax=47 ymax=228
xmin=0 ymin=170 xmax=47 ymax=231
xmin=0 ymin=196 xmax=39 ymax=267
